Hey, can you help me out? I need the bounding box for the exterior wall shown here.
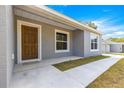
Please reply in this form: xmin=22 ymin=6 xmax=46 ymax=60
xmin=102 ymin=44 xmax=110 ymax=53
xmin=15 ymin=16 xmax=73 ymax=60
xmin=83 ymin=30 xmax=102 ymax=57
xmin=105 ymin=44 xmax=110 ymax=53
xmin=0 ymin=6 xmax=14 ymax=87
xmin=42 ymin=26 xmax=73 ymax=59
xmin=73 ymin=30 xmax=84 ymax=56
xmin=110 ymin=44 xmax=122 ymax=53
xmin=102 ymin=44 xmax=105 ymax=53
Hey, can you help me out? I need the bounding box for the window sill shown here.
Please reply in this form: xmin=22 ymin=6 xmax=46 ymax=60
xmin=90 ymin=49 xmax=99 ymax=52
xmin=55 ymin=50 xmax=69 ymax=53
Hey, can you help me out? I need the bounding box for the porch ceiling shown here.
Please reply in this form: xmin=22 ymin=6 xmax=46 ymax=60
xmin=14 ymin=6 xmax=77 ymax=31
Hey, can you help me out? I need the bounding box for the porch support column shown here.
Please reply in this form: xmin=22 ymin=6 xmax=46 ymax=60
xmin=73 ymin=30 xmax=84 ymax=57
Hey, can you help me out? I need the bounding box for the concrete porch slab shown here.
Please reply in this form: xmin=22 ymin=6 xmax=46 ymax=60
xmin=14 ymin=56 xmax=83 ymax=73
xmin=10 ymin=66 xmax=83 ymax=88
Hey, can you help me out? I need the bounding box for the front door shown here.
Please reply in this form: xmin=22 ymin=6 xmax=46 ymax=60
xmin=21 ymin=25 xmax=38 ymax=60
xmin=17 ymin=20 xmax=41 ymax=63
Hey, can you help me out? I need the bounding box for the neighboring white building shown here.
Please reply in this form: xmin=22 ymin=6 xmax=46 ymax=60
xmin=110 ymin=43 xmax=124 ymax=53
xmin=102 ymin=40 xmax=110 ymax=53
xmin=102 ymin=39 xmax=124 ymax=53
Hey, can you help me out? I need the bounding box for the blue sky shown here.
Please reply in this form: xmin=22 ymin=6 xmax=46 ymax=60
xmin=48 ymin=5 xmax=124 ymax=39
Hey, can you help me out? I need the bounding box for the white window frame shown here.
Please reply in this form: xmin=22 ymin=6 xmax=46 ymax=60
xmin=55 ymin=29 xmax=70 ymax=53
xmin=90 ymin=33 xmax=99 ymax=52
xmin=17 ymin=20 xmax=42 ymax=64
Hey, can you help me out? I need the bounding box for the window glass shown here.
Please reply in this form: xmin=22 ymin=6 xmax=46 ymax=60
xmin=91 ymin=33 xmax=99 ymax=50
xmin=56 ymin=42 xmax=67 ymax=50
xmin=57 ymin=32 xmax=67 ymax=41
xmin=56 ymin=32 xmax=68 ymax=51
xmin=91 ymin=42 xmax=94 ymax=49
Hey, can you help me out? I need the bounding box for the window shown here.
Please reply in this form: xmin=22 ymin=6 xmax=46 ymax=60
xmin=55 ymin=29 xmax=69 ymax=53
xmin=90 ymin=33 xmax=99 ymax=51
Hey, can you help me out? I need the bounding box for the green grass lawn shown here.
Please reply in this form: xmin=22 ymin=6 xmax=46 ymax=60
xmin=106 ymin=52 xmax=124 ymax=56
xmin=87 ymin=58 xmax=124 ymax=88
xmin=53 ymin=55 xmax=110 ymax=71
xmin=112 ymin=53 xmax=124 ymax=56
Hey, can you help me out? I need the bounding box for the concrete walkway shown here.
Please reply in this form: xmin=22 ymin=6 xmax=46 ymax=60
xmin=10 ymin=55 xmax=122 ymax=88
xmin=65 ymin=55 xmax=123 ymax=87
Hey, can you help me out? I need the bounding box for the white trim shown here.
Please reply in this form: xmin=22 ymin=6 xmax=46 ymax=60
xmin=90 ymin=33 xmax=99 ymax=52
xmin=55 ymin=29 xmax=70 ymax=53
xmin=17 ymin=20 xmax=42 ymax=64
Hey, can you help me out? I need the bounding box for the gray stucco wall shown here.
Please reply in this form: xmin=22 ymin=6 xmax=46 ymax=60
xmin=73 ymin=30 xmax=84 ymax=56
xmin=110 ymin=44 xmax=122 ymax=53
xmin=83 ymin=30 xmax=102 ymax=57
xmin=42 ymin=24 xmax=73 ymax=59
xmin=0 ymin=6 xmax=14 ymax=87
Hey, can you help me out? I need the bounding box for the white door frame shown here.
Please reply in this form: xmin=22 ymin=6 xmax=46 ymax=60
xmin=17 ymin=20 xmax=42 ymax=64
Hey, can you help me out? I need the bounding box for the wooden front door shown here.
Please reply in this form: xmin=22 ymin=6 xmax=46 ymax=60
xmin=21 ymin=25 xmax=38 ymax=60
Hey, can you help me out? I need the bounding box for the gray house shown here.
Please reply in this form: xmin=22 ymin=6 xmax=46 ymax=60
xmin=0 ymin=5 xmax=102 ymax=87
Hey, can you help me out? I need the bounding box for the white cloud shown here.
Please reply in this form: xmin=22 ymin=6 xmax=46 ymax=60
xmin=92 ymin=17 xmax=124 ymax=39
xmin=113 ymin=31 xmax=124 ymax=35
xmin=103 ymin=31 xmax=124 ymax=39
